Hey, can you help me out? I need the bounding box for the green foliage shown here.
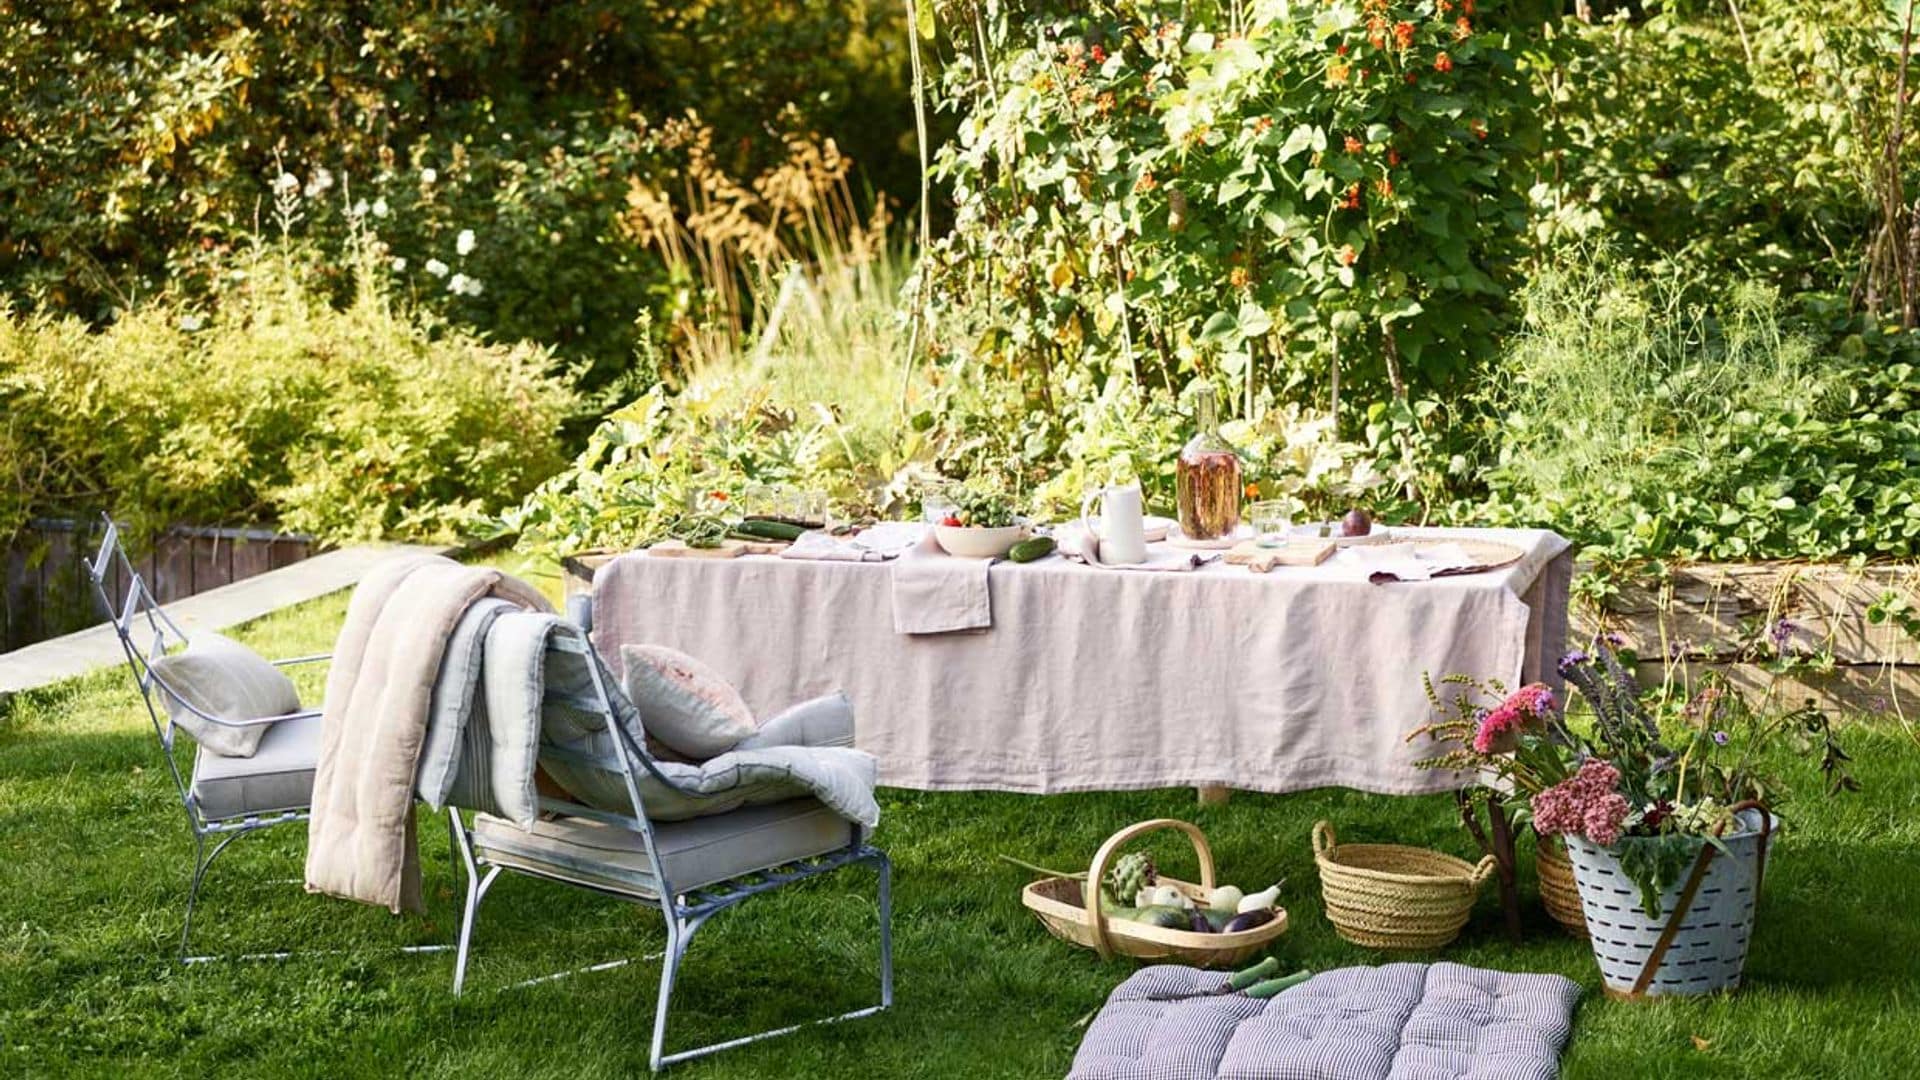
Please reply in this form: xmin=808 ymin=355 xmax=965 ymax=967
xmin=0 ymin=242 xmax=576 ymax=544
xmin=1530 ymin=1 xmax=1879 ymax=292
xmin=0 ymin=1 xmax=912 ymax=381
xmin=923 ymin=0 xmax=1543 ymax=411
xmin=1476 ymin=248 xmax=1920 ymax=567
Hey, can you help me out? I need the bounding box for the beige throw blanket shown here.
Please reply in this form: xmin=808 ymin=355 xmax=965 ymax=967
xmin=304 ymin=555 xmax=551 ymax=913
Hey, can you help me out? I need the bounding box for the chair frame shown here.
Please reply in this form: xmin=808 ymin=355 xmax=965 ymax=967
xmin=86 ymin=517 xmax=331 ymax=962
xmin=445 ymin=630 xmax=892 ymax=1072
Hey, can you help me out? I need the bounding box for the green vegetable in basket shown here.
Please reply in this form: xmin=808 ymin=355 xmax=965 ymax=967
xmin=1106 ymin=852 xmax=1156 ymax=908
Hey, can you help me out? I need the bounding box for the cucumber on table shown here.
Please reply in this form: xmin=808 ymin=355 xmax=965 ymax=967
xmin=732 ymin=519 xmax=808 ymax=542
xmin=1007 ymin=536 xmax=1056 ymax=563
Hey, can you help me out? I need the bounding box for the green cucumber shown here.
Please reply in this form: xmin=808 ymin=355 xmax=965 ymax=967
xmin=1007 ymin=536 xmax=1057 ymax=563
xmin=1242 ymin=970 xmax=1314 ymax=999
xmin=1226 ymin=957 xmax=1280 ymax=990
xmin=733 ymin=519 xmax=807 ymax=542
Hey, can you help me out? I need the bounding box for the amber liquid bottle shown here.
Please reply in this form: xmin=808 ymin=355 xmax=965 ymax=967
xmin=1175 ymin=384 xmax=1242 ymax=541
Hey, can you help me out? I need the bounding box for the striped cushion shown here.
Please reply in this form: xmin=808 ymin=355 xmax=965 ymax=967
xmin=1070 ymin=963 xmax=1579 ymax=1080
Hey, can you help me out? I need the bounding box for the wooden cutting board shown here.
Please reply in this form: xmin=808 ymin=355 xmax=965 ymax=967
xmin=1225 ymin=539 xmax=1336 ymax=572
xmin=646 ymin=538 xmax=790 ymax=558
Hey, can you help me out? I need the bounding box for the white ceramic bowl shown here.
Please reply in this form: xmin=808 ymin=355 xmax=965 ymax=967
xmin=933 ymin=523 xmax=1029 ymax=559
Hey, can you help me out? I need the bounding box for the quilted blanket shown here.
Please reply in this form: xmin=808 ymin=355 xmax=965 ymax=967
xmin=1071 ymin=962 xmax=1580 ymax=1080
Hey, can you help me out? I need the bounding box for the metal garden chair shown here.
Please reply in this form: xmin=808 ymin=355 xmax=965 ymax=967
xmin=444 ymin=621 xmax=893 ymax=1071
xmin=86 ymin=517 xmax=336 ymax=961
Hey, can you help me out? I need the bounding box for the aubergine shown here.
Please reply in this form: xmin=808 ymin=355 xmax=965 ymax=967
xmin=1188 ymin=909 xmax=1215 ymax=934
xmin=1222 ymin=909 xmax=1276 ymax=934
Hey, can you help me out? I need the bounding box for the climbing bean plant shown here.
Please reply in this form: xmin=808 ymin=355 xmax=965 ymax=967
xmin=920 ymin=0 xmax=1543 ymax=413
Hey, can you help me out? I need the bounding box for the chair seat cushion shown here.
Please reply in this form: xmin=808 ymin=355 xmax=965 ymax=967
xmin=473 ymin=798 xmax=863 ymax=899
xmin=191 ymin=712 xmax=321 ymax=820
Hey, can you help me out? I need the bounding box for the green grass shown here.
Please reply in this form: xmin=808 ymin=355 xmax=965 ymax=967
xmin=3 ymin=587 xmax=1918 ymax=1078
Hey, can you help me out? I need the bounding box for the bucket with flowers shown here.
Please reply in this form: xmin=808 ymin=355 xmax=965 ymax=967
xmin=1537 ymin=645 xmax=1858 ymax=1000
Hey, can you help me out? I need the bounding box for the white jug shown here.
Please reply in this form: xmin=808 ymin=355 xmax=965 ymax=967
xmin=1080 ymin=483 xmax=1148 ymax=565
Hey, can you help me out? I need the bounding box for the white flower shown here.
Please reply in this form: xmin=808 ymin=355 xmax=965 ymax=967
xmin=371 ymin=197 xmax=389 ymax=218
xmin=390 ymin=256 xmax=407 ymax=272
xmin=425 ymin=258 xmax=449 ymax=278
xmin=448 ymin=273 xmax=484 ymax=297
xmin=455 ymin=229 xmax=476 ymax=256
xmin=178 ymin=314 xmax=204 ymax=332
xmin=271 ymin=172 xmax=299 ymax=195
xmin=304 ymin=167 xmax=334 ymax=198
xmin=419 ymin=167 xmax=438 ymax=184
xmin=351 ymin=198 xmax=369 ymax=219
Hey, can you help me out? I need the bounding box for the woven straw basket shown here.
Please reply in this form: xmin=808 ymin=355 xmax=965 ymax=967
xmin=1536 ymin=835 xmax=1589 ymax=938
xmin=1313 ymin=821 xmax=1495 ymax=950
xmin=1021 ymin=819 xmax=1290 ymax=969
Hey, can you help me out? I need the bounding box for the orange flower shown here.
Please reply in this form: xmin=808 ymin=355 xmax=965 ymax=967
xmin=1438 ymin=0 xmax=1453 ymax=11
xmin=1463 ymin=0 xmax=1475 ymax=13
xmin=1244 ymin=481 xmax=1261 ymax=499
xmin=1434 ymin=51 xmax=1453 ymax=73
xmin=1343 ymin=183 xmax=1363 ymax=209
xmin=1229 ymin=266 xmax=1251 ymax=289
xmin=1337 ymin=244 xmax=1358 ymax=266
xmin=709 ymin=490 xmax=730 ymax=502
xmin=1367 ymin=15 xmax=1389 ymax=48
xmin=1387 ymin=146 xmax=1401 ymax=166
xmin=1470 ymin=118 xmax=1488 ymax=139
xmin=1253 ymin=115 xmax=1274 ymax=134
xmin=1135 ymin=171 xmax=1158 ymax=193
xmin=1392 ymin=21 xmax=1415 ymax=49
xmin=1327 ymin=59 xmax=1352 ymax=84
xmin=1345 ymin=135 xmax=1364 ymax=154
xmin=1374 ymin=177 xmax=1393 ymax=197
xmin=1454 ymin=17 xmax=1472 ymax=40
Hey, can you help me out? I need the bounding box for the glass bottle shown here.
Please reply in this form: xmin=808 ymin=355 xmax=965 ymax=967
xmin=1176 ymin=383 xmax=1242 ymax=541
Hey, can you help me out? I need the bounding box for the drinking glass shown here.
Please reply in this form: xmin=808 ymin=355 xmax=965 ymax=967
xmin=1250 ymin=500 xmax=1291 ymax=547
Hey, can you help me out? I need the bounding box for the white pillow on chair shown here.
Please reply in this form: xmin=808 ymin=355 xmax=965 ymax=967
xmin=150 ymin=633 xmax=302 ymax=758
xmin=619 ymin=645 xmax=758 ymax=761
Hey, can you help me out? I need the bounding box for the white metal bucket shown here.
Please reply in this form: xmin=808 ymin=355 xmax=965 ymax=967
xmin=1564 ymin=807 xmax=1773 ymax=999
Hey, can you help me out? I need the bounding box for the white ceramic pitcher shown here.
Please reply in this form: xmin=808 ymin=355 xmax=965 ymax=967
xmin=1080 ymin=483 xmax=1148 ymax=565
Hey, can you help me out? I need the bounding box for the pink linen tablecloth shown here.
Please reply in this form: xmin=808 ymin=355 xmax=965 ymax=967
xmin=589 ymin=528 xmax=1571 ymax=796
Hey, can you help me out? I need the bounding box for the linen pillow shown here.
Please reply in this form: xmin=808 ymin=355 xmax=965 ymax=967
xmin=149 ymin=633 xmax=303 ymax=758
xmin=619 ymin=644 xmax=758 ymax=761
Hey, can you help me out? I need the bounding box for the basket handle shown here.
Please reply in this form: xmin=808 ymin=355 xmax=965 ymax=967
xmin=1311 ymin=820 xmax=1336 ymax=858
xmin=1084 ymin=818 xmax=1217 ymax=961
xmin=1469 ymin=854 xmax=1498 ymax=891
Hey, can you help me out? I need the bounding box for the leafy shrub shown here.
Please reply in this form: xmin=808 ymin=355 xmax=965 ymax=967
xmin=1476 ymin=248 xmax=1920 ymax=568
xmin=0 ymin=244 xmax=577 ymax=544
xmin=1530 ymin=0 xmax=1888 ymax=295
xmin=0 ymin=1 xmax=913 ymax=381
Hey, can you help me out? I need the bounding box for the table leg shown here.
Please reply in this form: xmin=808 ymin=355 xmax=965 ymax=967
xmin=1196 ymin=785 xmax=1231 ymax=806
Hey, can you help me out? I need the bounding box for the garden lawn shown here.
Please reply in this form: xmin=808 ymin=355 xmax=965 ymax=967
xmin=3 ymin=587 xmax=1918 ymax=1079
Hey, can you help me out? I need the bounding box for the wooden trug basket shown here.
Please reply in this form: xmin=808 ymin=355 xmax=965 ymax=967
xmin=1020 ymin=818 xmax=1290 ymax=969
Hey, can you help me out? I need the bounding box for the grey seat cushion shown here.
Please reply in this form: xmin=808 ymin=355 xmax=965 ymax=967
xmin=1071 ymin=962 xmax=1581 ymax=1080
xmin=190 ymin=712 xmax=321 ymax=820
xmin=472 ymin=798 xmax=863 ymax=899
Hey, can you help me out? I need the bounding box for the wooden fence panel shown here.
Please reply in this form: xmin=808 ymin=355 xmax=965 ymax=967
xmin=1 ymin=520 xmax=319 ymax=653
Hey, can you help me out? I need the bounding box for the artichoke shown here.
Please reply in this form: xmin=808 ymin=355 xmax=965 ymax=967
xmin=1105 ymin=852 xmax=1156 ymax=907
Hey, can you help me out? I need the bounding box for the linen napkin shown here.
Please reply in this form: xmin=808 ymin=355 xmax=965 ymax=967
xmin=890 ymin=532 xmax=992 ymax=634
xmin=1338 ymin=541 xmax=1481 ymax=582
xmin=782 ymin=521 xmax=926 ymax=563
